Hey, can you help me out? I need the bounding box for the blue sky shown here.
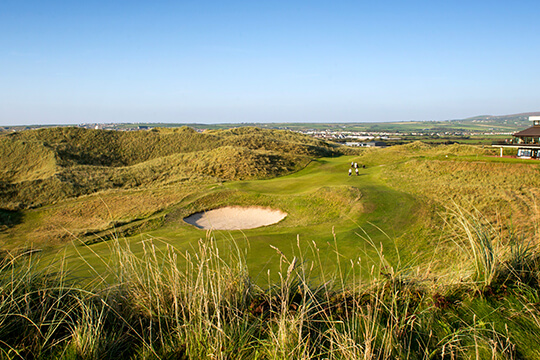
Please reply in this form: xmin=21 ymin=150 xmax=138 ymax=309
xmin=1 ymin=0 xmax=539 ymax=125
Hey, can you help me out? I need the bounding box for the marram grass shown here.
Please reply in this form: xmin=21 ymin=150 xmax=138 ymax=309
xmin=0 ymin=126 xmax=344 ymax=210
xmin=1 ymin=209 xmax=540 ymax=359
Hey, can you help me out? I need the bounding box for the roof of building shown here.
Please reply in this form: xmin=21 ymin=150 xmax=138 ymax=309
xmin=514 ymin=125 xmax=540 ymax=137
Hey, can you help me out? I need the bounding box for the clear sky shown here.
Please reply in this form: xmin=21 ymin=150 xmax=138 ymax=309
xmin=1 ymin=0 xmax=539 ymax=125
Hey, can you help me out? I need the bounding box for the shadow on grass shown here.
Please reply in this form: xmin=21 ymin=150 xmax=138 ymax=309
xmin=0 ymin=209 xmax=23 ymax=230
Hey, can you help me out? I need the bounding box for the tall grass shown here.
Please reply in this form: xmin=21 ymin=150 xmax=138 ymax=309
xmin=444 ymin=204 xmax=540 ymax=296
xmin=446 ymin=206 xmax=501 ymax=289
xmin=1 ymin=210 xmax=539 ymax=358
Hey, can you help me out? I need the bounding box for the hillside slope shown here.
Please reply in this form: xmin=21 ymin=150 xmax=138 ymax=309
xmin=0 ymin=127 xmax=344 ymax=209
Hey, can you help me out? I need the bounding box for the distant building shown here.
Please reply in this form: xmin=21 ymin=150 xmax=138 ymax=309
xmin=345 ymin=141 xmax=388 ymax=147
xmin=492 ymin=116 xmax=540 ymax=158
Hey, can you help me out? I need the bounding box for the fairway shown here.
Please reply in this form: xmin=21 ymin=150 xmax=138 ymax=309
xmin=49 ymin=155 xmax=427 ymax=283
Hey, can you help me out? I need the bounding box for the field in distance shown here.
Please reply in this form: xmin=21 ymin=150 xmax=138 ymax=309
xmin=4 ymin=111 xmax=538 ymax=135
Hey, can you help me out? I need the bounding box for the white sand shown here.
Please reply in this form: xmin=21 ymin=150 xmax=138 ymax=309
xmin=183 ymin=206 xmax=287 ymax=230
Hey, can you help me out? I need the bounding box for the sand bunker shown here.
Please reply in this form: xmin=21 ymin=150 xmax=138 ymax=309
xmin=184 ymin=206 xmax=287 ymax=230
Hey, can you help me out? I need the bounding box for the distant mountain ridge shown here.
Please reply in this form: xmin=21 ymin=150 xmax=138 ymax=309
xmin=459 ymin=112 xmax=540 ymax=125
xmin=462 ymin=111 xmax=540 ymax=120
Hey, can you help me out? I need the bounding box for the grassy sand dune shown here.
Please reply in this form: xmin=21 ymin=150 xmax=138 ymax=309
xmin=3 ymin=131 xmax=540 ymax=358
xmin=0 ymin=137 xmax=57 ymax=183
xmin=0 ymin=127 xmax=342 ymax=210
xmin=2 ymin=216 xmax=540 ymax=359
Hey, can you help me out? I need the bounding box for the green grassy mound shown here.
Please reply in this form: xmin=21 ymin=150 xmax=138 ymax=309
xmin=0 ymin=127 xmax=343 ymax=210
xmin=0 ymin=138 xmax=57 ymax=183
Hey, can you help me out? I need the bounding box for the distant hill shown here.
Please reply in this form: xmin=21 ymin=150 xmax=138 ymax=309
xmin=0 ymin=127 xmax=345 ymax=209
xmin=463 ymin=111 xmax=540 ymax=121
xmin=457 ymin=112 xmax=540 ymax=129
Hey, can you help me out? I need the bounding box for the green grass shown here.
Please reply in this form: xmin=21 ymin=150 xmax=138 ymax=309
xmin=0 ymin=127 xmax=343 ymax=210
xmin=4 ymin=129 xmax=540 ymax=358
xmin=42 ymin=155 xmax=425 ymax=284
xmin=5 ymin=136 xmax=539 ymax=285
xmin=2 ymin=211 xmax=540 ymax=359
